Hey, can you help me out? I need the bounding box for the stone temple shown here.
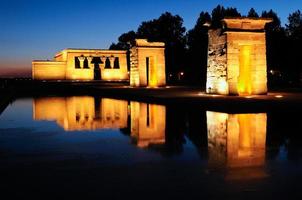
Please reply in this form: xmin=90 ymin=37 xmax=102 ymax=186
xmin=32 ymin=39 xmax=166 ymax=87
xmin=206 ymin=18 xmax=272 ymax=95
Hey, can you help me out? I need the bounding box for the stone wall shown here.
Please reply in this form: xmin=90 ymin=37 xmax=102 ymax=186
xmin=206 ymin=18 xmax=271 ymax=95
xmin=32 ymin=49 xmax=128 ymax=81
xmin=32 ymin=61 xmax=66 ymax=80
xmin=206 ymin=29 xmax=228 ymax=94
xmin=226 ymin=32 xmax=267 ymax=95
xmin=130 ymin=39 xmax=166 ymax=87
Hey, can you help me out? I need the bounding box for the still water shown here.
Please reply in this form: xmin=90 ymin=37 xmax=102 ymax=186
xmin=0 ymin=96 xmax=302 ymax=198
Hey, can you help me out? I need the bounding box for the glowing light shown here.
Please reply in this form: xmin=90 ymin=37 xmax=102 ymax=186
xmin=238 ymin=45 xmax=252 ymax=96
xmin=275 ymin=95 xmax=283 ymax=98
xmin=217 ymin=80 xmax=228 ymax=94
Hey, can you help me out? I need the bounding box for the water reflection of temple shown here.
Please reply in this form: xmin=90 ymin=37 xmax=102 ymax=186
xmin=207 ymin=111 xmax=267 ymax=179
xmin=33 ymin=97 xmax=268 ymax=171
xmin=33 ymin=97 xmax=166 ymax=148
xmin=33 ymin=97 xmax=128 ymax=131
xmin=130 ymin=102 xmax=166 ymax=148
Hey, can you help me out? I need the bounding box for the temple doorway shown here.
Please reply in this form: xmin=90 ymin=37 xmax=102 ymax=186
xmin=92 ymin=57 xmax=102 ymax=80
xmin=238 ymin=45 xmax=252 ymax=95
xmin=146 ymin=56 xmax=157 ymax=87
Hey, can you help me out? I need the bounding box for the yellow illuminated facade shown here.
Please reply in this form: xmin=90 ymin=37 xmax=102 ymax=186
xmin=33 ymin=39 xmax=167 ymax=84
xmin=33 ymin=49 xmax=129 ymax=81
xmin=130 ymin=102 xmax=166 ymax=147
xmin=130 ymin=39 xmax=166 ymax=87
xmin=33 ymin=97 xmax=128 ymax=131
xmin=206 ymin=18 xmax=272 ymax=95
xmin=207 ymin=111 xmax=267 ymax=168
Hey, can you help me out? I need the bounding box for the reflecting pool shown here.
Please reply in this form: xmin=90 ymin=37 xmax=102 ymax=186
xmin=0 ymin=96 xmax=302 ymax=199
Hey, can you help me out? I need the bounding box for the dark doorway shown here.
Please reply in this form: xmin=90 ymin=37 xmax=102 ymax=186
xmin=92 ymin=57 xmax=102 ymax=80
xmin=146 ymin=57 xmax=150 ymax=86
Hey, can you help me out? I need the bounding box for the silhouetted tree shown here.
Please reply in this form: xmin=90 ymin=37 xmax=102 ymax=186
xmin=260 ymin=10 xmax=288 ymax=86
xmin=284 ymin=10 xmax=302 ymax=85
xmin=109 ymin=31 xmax=137 ymax=70
xmin=247 ymin=8 xmax=259 ymax=18
xmin=286 ymin=10 xmax=302 ymax=39
xmin=186 ymin=12 xmax=211 ymax=86
xmin=211 ymin=5 xmax=241 ymax=28
xmin=109 ymin=31 xmax=137 ymax=50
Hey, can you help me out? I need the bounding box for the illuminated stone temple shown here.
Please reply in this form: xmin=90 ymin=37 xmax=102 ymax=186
xmin=130 ymin=39 xmax=166 ymax=87
xmin=32 ymin=49 xmax=128 ymax=81
xmin=206 ymin=18 xmax=272 ymax=95
xmin=32 ymin=39 xmax=166 ymax=86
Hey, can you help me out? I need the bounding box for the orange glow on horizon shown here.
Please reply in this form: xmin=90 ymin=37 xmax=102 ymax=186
xmin=0 ymin=61 xmax=32 ymax=77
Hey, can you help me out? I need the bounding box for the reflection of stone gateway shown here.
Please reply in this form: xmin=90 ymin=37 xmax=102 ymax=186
xmin=206 ymin=18 xmax=272 ymax=95
xmin=207 ymin=111 xmax=267 ymax=168
xmin=130 ymin=102 xmax=166 ymax=148
xmin=33 ymin=97 xmax=128 ymax=131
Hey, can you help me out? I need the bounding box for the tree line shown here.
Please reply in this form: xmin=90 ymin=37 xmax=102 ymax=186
xmin=110 ymin=5 xmax=302 ymax=87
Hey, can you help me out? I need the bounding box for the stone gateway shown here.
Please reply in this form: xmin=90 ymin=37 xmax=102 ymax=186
xmin=206 ymin=17 xmax=272 ymax=95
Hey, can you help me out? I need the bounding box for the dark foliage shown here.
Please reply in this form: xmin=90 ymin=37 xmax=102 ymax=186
xmin=186 ymin=12 xmax=211 ymax=86
xmin=247 ymin=8 xmax=259 ymax=18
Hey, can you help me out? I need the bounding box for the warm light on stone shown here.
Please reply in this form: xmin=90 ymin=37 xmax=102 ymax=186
xmin=33 ymin=97 xmax=128 ymax=131
xmin=130 ymin=39 xmax=166 ymax=87
xmin=207 ymin=111 xmax=267 ymax=169
xmin=206 ymin=18 xmax=272 ymax=95
xmin=130 ymin=101 xmax=166 ymax=148
xmin=32 ymin=49 xmax=128 ymax=81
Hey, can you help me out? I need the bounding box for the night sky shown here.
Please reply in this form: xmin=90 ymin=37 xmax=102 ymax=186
xmin=1 ymin=0 xmax=301 ymax=77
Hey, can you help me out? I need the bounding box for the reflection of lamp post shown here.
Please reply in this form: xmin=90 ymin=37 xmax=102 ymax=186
xmin=78 ymin=55 xmax=85 ymax=69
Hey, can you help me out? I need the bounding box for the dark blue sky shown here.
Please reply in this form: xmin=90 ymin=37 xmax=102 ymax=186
xmin=0 ymin=0 xmax=301 ymax=76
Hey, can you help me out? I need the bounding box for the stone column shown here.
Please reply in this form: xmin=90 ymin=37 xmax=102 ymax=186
xmin=100 ymin=56 xmax=106 ymax=69
xmin=78 ymin=56 xmax=85 ymax=69
xmin=87 ymin=56 xmax=93 ymax=69
xmin=109 ymin=55 xmax=115 ymax=68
